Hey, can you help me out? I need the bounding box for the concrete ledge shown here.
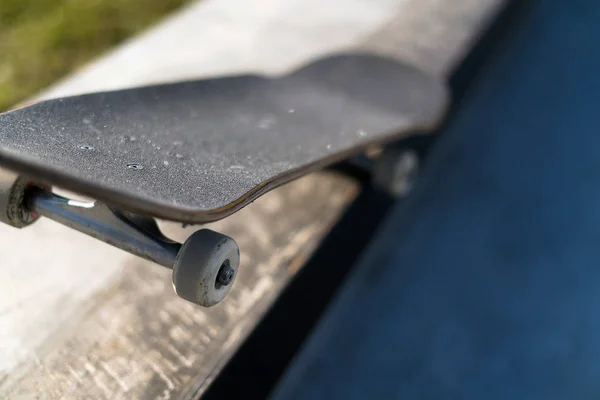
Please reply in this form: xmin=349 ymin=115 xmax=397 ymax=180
xmin=0 ymin=0 xmax=503 ymax=398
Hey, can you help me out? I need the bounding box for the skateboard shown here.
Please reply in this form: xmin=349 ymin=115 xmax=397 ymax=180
xmin=0 ymin=53 xmax=447 ymax=307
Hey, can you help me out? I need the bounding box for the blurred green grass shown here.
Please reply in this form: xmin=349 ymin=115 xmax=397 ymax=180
xmin=0 ymin=0 xmax=192 ymax=110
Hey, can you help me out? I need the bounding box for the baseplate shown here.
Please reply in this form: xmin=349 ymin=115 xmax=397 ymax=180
xmin=0 ymin=54 xmax=447 ymax=223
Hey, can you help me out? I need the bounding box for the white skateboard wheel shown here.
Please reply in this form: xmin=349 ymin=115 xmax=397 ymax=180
xmin=172 ymin=229 xmax=240 ymax=307
xmin=0 ymin=168 xmax=39 ymax=228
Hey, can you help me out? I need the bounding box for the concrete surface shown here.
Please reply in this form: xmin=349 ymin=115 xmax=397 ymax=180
xmin=272 ymin=1 xmax=600 ymax=399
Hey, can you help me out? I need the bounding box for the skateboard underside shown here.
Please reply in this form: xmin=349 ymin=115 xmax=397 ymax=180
xmin=0 ymin=54 xmax=447 ymax=223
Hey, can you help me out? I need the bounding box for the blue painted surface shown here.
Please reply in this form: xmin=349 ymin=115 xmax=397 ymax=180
xmin=271 ymin=1 xmax=600 ymax=399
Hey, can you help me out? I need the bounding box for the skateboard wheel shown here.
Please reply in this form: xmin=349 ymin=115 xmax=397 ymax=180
xmin=0 ymin=168 xmax=39 ymax=228
xmin=373 ymin=145 xmax=420 ymax=198
xmin=172 ymin=229 xmax=240 ymax=307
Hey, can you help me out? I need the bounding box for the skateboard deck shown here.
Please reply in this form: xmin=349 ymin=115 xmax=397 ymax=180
xmin=0 ymin=54 xmax=447 ymax=223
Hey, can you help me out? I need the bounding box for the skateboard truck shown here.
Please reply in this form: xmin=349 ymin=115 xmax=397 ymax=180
xmin=0 ymin=135 xmax=427 ymax=309
xmin=0 ymin=168 xmax=239 ymax=307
